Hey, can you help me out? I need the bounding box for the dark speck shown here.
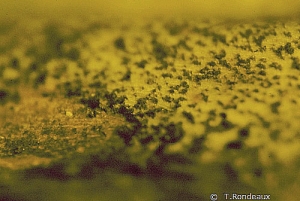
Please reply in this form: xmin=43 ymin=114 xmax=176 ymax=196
xmin=258 ymin=70 xmax=266 ymax=76
xmin=152 ymin=40 xmax=169 ymax=61
xmin=115 ymin=125 xmax=134 ymax=145
xmin=201 ymin=93 xmax=208 ymax=102
xmin=121 ymin=70 xmax=131 ymax=81
xmin=224 ymin=163 xmax=238 ymax=181
xmin=226 ymin=141 xmax=243 ymax=149
xmin=283 ymin=32 xmax=292 ymax=37
xmin=221 ymin=120 xmax=234 ymax=129
xmin=284 ymin=42 xmax=294 ymax=54
xmin=207 ymin=61 xmax=216 ymax=66
xmin=220 ymin=112 xmax=227 ymax=119
xmin=240 ymin=29 xmax=252 ymax=39
xmin=182 ymin=111 xmax=195 ymax=124
xmin=260 ymin=80 xmax=272 ymax=88
xmin=269 ymin=62 xmax=282 ymax=70
xmin=239 ymin=127 xmax=249 ymax=138
xmin=140 ymin=136 xmax=154 ymax=145
xmin=162 ymin=73 xmax=173 ymax=78
xmin=214 ymin=49 xmax=226 ymax=60
xmin=33 ymin=71 xmax=47 ymax=87
xmin=86 ymin=99 xmax=99 ymax=109
xmin=114 ymin=37 xmax=126 ymax=51
xmin=291 ymin=57 xmax=300 ymax=70
xmin=80 ymin=94 xmax=100 ymax=110
xmin=160 ymin=122 xmax=184 ymax=144
xmin=0 ymin=89 xmax=8 ymax=104
xmin=254 ymin=168 xmax=262 ymax=177
xmin=145 ymin=109 xmax=156 ymax=118
xmin=189 ymin=136 xmax=205 ymax=154
xmin=118 ymin=105 xmax=139 ymax=124
xmin=270 ymin=101 xmax=280 ymax=114
xmin=10 ymin=57 xmax=20 ymax=69
xmin=135 ymin=60 xmax=148 ymax=68
xmin=256 ymin=63 xmax=265 ymax=69
xmin=253 ymin=35 xmax=265 ymax=47
xmin=192 ymin=60 xmax=200 ymax=65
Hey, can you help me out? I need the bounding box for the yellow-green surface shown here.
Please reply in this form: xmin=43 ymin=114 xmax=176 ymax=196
xmin=1 ymin=14 xmax=300 ymax=200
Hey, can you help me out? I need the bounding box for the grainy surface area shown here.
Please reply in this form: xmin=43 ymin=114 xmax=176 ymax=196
xmin=1 ymin=16 xmax=300 ymax=201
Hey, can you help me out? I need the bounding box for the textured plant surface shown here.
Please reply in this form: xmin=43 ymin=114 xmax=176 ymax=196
xmin=0 ymin=17 xmax=300 ymax=200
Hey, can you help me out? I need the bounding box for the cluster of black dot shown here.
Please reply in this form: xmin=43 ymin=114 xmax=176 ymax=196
xmin=1 ymin=19 xmax=300 ymax=192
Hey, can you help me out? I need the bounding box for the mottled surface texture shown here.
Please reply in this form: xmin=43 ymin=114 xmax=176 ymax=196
xmin=0 ymin=17 xmax=300 ymax=200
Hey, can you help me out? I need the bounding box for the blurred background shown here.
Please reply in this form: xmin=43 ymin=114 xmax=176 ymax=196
xmin=1 ymin=0 xmax=300 ymax=21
